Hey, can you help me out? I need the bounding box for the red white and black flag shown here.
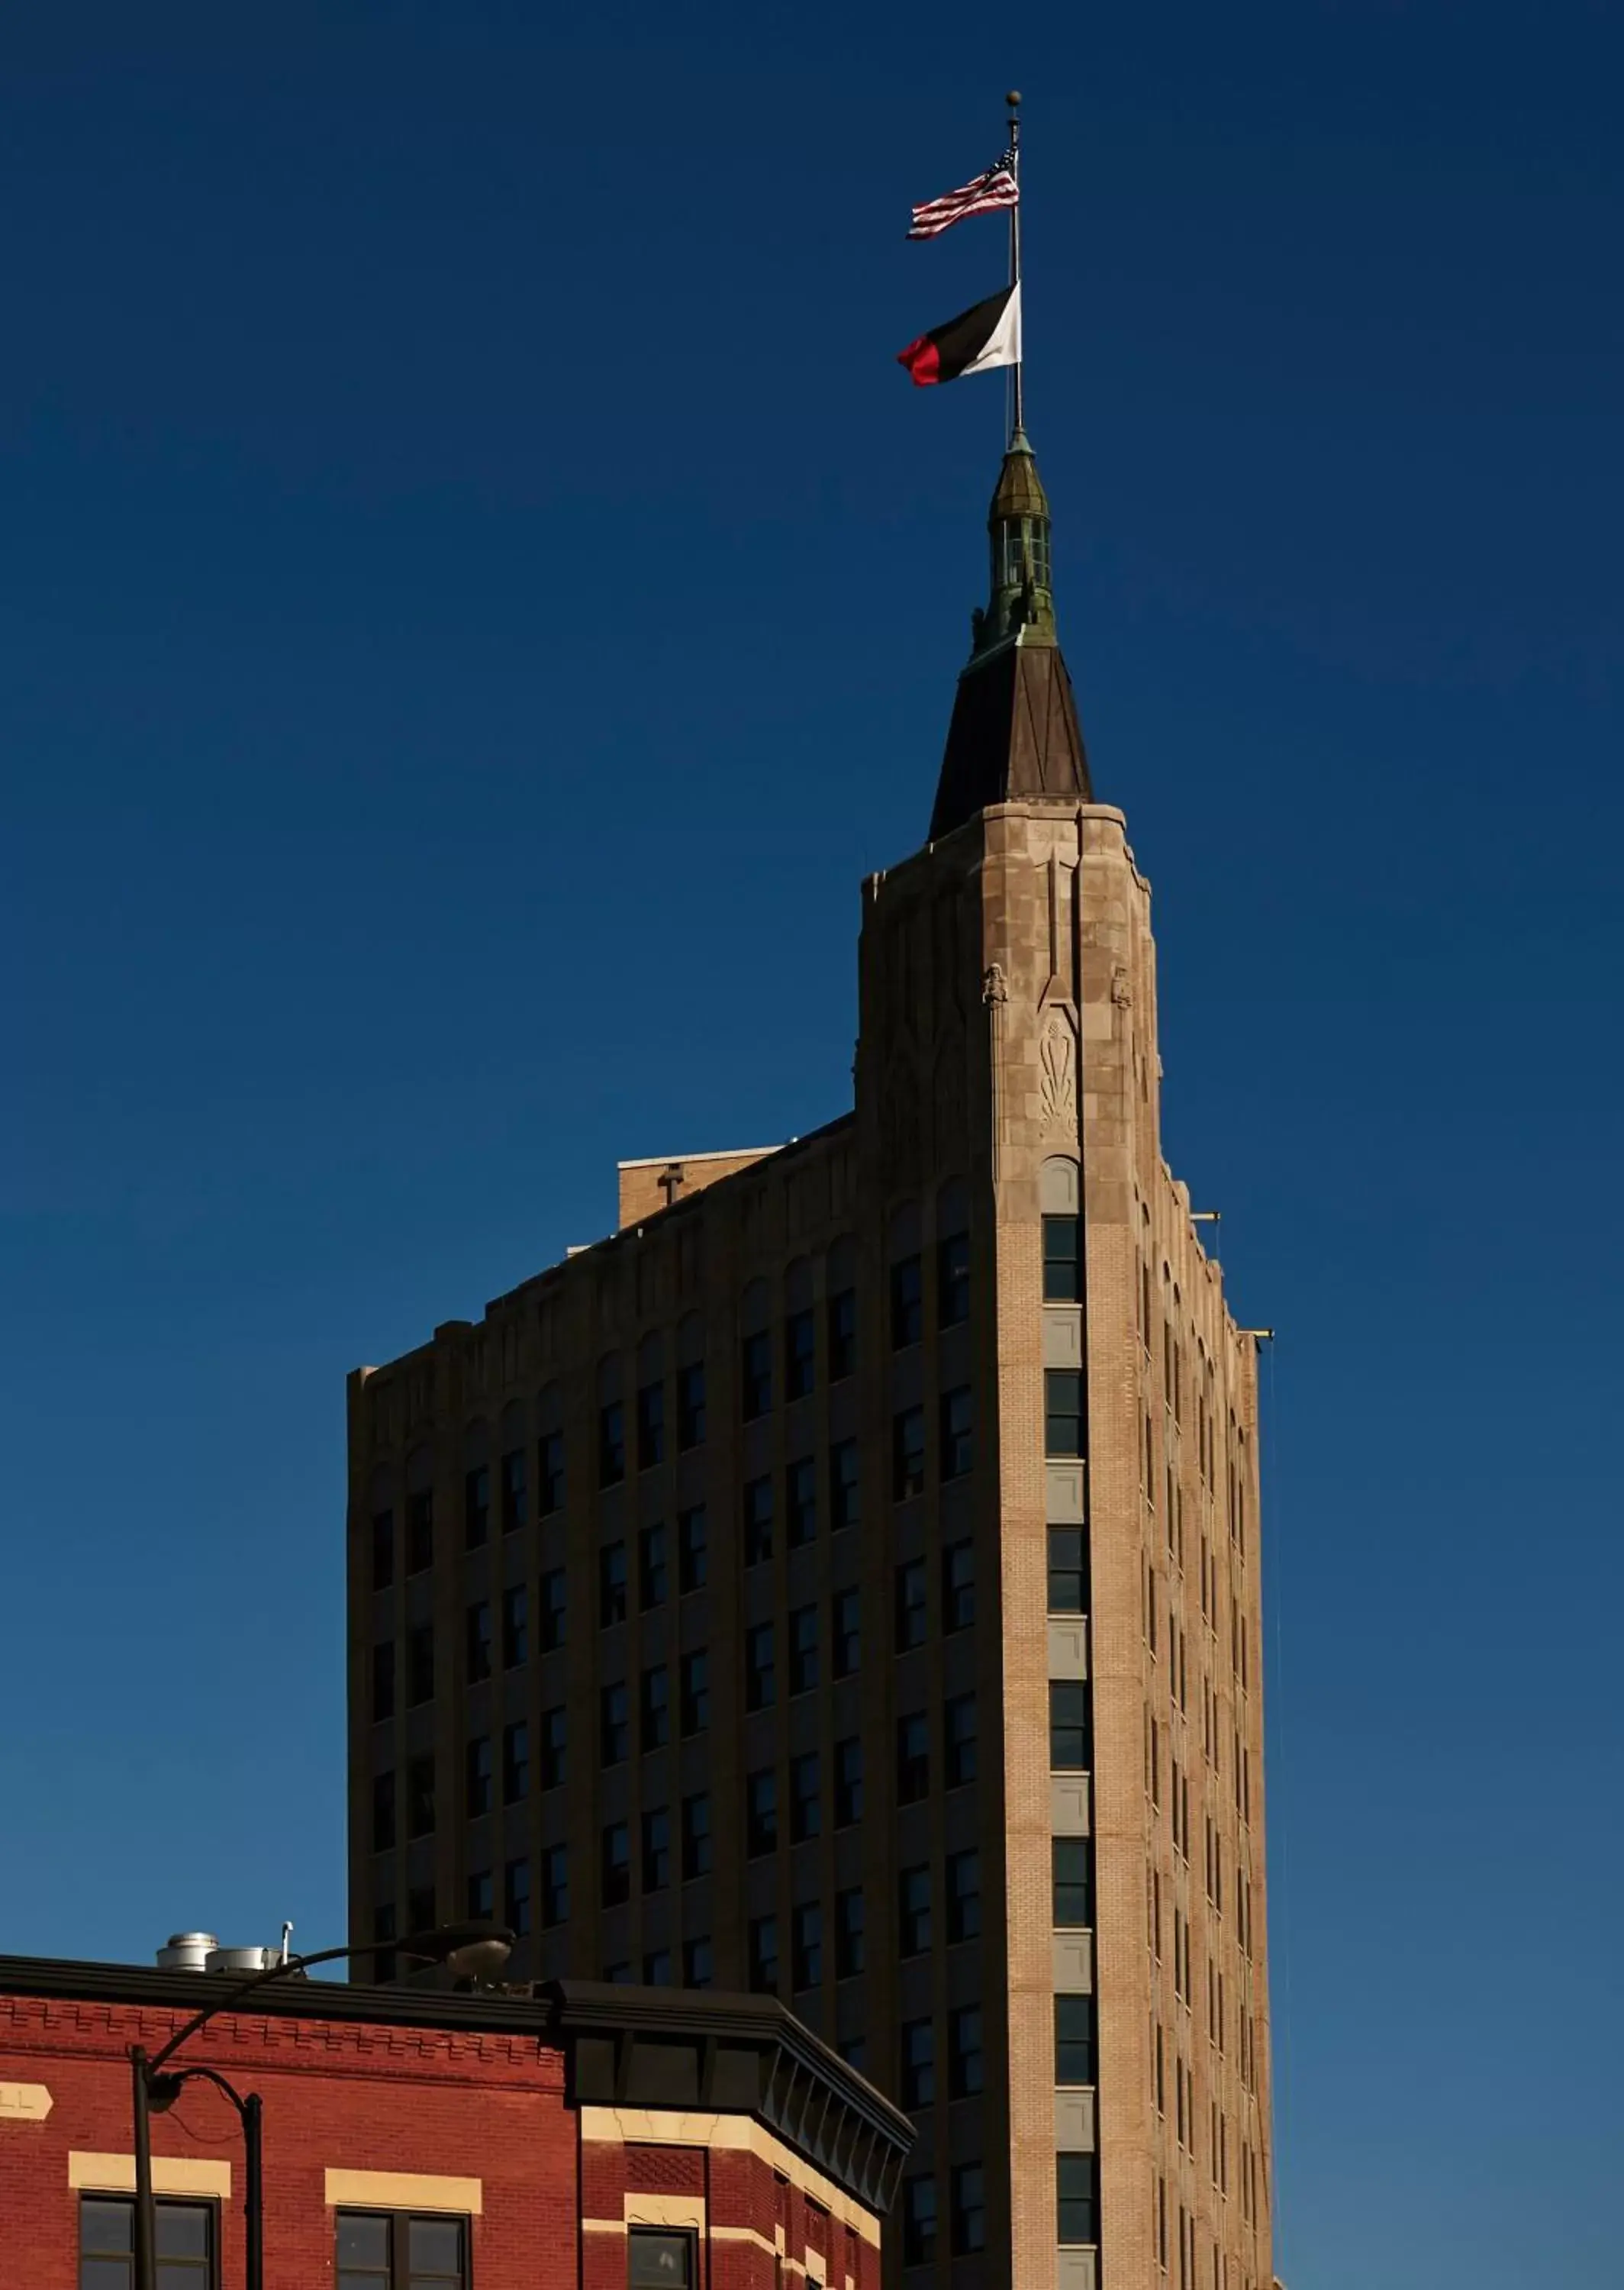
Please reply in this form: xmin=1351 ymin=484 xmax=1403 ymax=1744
xmin=896 ymin=283 xmax=1022 ymax=388
xmin=907 ymin=153 xmax=1020 ymax=240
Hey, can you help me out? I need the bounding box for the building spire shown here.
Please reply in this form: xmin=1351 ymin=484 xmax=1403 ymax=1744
xmin=927 ymin=432 xmax=1092 ymax=840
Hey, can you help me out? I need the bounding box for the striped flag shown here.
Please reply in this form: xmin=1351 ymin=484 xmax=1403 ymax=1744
xmin=907 ymin=152 xmax=1019 ymax=240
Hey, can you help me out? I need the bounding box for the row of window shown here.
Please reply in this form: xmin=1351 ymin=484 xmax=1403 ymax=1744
xmin=79 ymin=2198 xmax=688 ymax=2290
xmin=372 ymin=1518 xmax=1091 ymax=1730
xmin=899 ymin=2152 xmax=1097 ymax=2266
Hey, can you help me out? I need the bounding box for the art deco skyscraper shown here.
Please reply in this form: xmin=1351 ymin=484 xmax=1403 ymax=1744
xmin=348 ymin=433 xmax=1274 ymax=2290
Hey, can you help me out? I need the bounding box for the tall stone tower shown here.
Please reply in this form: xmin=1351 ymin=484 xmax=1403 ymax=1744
xmin=346 ymin=435 xmax=1274 ymax=2290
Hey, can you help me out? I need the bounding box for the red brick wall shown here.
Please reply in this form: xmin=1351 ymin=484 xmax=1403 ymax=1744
xmin=0 ymin=1993 xmax=574 ymax=2290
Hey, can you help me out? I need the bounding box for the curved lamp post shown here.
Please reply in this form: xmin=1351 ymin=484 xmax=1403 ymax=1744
xmin=130 ymin=1921 xmax=514 ymax=2290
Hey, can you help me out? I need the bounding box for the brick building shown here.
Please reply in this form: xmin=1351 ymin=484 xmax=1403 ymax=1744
xmin=0 ymin=1952 xmax=909 ymax=2288
xmin=346 ymin=434 xmax=1275 ymax=2288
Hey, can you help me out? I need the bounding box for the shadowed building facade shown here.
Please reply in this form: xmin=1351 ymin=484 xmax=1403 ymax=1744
xmin=346 ymin=436 xmax=1274 ymax=2290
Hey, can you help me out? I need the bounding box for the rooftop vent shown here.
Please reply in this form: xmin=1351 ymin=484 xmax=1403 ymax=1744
xmin=155 ymin=1932 xmax=286 ymax=1975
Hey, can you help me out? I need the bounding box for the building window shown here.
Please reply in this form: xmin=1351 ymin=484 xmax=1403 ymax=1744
xmin=542 ymin=1843 xmax=569 ymax=1926
xmin=896 ymin=1711 xmax=929 ymax=1803
xmin=466 ymin=1867 xmax=493 ymax=1920
xmin=541 ymin=1706 xmax=566 ymax=1791
xmin=684 ymin=1936 xmax=714 ymax=1987
xmin=628 ymin=2230 xmax=694 ymax=2290
xmin=1053 ymin=1837 xmax=1092 ymax=1927
xmin=938 ymin=1229 xmax=971 ymax=1327
xmin=642 ymin=1805 xmax=670 ymax=1892
xmin=835 ymin=1885 xmax=865 ymax=1977
xmin=465 ymin=1734 xmax=492 ymax=1817
xmin=678 ymin=1505 xmax=708 ymax=1592
xmin=1043 ymin=1214 xmax=1081 ymax=1301
xmin=827 ymin=1286 xmax=857 ymax=1379
xmin=680 ymin=1650 xmax=710 ymax=1735
xmin=830 ymin=1439 xmax=860 ymax=1530
xmin=834 ymin=1737 xmax=863 ymax=1827
xmin=640 ymin=1663 xmax=670 ymax=1750
xmin=636 ymin=1382 xmax=665 ymax=1470
xmin=80 ymin=2195 xmax=213 ymax=2288
xmin=504 ymin=1856 xmax=532 ymax=1936
xmin=676 ymin=1362 xmax=706 ymax=1449
xmin=540 ymin=1567 xmax=566 ymax=1650
xmin=892 ymin=1408 xmax=926 ymax=1501
xmin=746 ymin=1768 xmax=778 ymax=1856
xmin=407 ymin=1489 xmax=433 ymax=1575
xmin=371 ymin=1902 xmax=397 ymax=1985
xmin=501 ymin=1585 xmax=528 ymax=1669
xmin=789 ymin=1605 xmax=819 ymax=1695
xmin=503 ymin=1720 xmax=530 ymax=1803
xmin=407 ymin=1756 xmax=434 ymax=1839
xmin=460 ymin=1471 xmax=488 ymax=1553
xmin=745 ymin=1622 xmax=775 ymax=1710
xmin=600 ymin=1542 xmax=628 ymax=1627
xmin=643 ymin=1949 xmax=672 ymax=1986
xmin=1055 ymin=1994 xmax=1097 ymax=2085
xmin=946 ymin=1847 xmax=980 ymax=1943
xmin=902 ymin=2176 xmax=937 ymax=2267
xmin=949 ymin=2004 xmax=984 ymax=2098
xmin=951 ymin=2163 xmax=986 ymax=2256
xmin=942 ymin=1538 xmax=975 ymax=1630
xmin=894 ymin=1559 xmax=927 ymax=1652
xmin=792 ymin=1899 xmax=823 ymax=1989
xmin=601 ymin=1821 xmax=631 ymax=1907
xmin=944 ymin=1692 xmax=977 ymax=1787
xmin=1048 ymin=1526 xmax=1089 ymax=1612
xmin=372 ymin=1508 xmax=395 ymax=1588
xmin=901 ymin=2016 xmax=936 ymax=2108
xmin=743 ymin=1476 xmax=774 ymax=1565
xmin=787 ymin=1455 xmax=817 ymax=1546
xmin=741 ymin=1329 xmax=773 ymax=1419
xmin=791 ymin=1750 xmax=820 ymax=1843
xmin=899 ymin=1864 xmax=931 ymax=1956
xmin=786 ymin=1308 xmax=816 ymax=1399
xmin=406 ymin=1883 xmax=435 ymax=1937
xmin=1045 ymin=1369 xmax=1084 ymax=1456
xmin=1057 ymin=2153 xmax=1098 ymax=2244
xmin=600 ymin=1682 xmax=629 ymax=1765
xmin=463 ymin=1604 xmax=491 ymax=1686
xmin=682 ymin=1792 xmax=712 ymax=1879
xmin=372 ymin=1769 xmax=396 ymax=1851
xmin=640 ymin=1524 xmax=669 ymax=1608
xmin=832 ymin=1587 xmax=861 ymax=1676
xmin=335 ymin=2209 xmax=468 ymax=2290
xmin=408 ymin=1624 xmax=435 ymax=1706
xmin=539 ymin=1430 xmax=565 ymax=1515
xmin=372 ymin=1640 xmax=395 ymax=1724
xmin=749 ymin=1913 xmax=779 ymax=1993
xmin=939 ymin=1385 xmax=974 ymax=1479
xmin=598 ymin=1401 xmax=626 ymax=1487
xmin=891 ymin=1256 xmax=923 ymax=1349
xmin=500 ymin=1450 xmax=527 ymax=1534
xmin=1050 ymin=1681 xmax=1091 ymax=1770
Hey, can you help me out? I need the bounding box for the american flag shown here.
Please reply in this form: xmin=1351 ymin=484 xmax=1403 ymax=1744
xmin=907 ymin=151 xmax=1019 ymax=240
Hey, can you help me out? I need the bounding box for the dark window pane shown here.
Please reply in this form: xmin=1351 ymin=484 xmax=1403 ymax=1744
xmin=677 ymin=1363 xmax=707 ymax=1449
xmin=939 ymin=1385 xmax=973 ymax=1479
xmin=1050 ymin=1680 xmax=1091 ymax=1769
xmin=630 ymin=2230 xmax=694 ymax=2289
xmin=943 ymin=1538 xmax=975 ymax=1630
xmin=336 ymin=2211 xmax=390 ymax=2266
xmin=500 ymin=1449 xmax=527 ymax=1533
xmin=830 ymin=1439 xmax=860 ymax=1530
xmin=1048 ymin=1526 xmax=1089 ymax=1614
xmin=598 ymin=1401 xmax=626 ymax=1487
xmin=1045 ymin=1369 xmax=1084 ymax=1457
xmin=827 ymin=1288 xmax=856 ymax=1380
xmin=81 ymin=2201 xmax=134 ymax=2256
xmin=785 ymin=1308 xmax=816 ymax=1399
xmin=408 ymin=2215 xmax=464 ymax=2275
xmin=891 ymin=1407 xmax=926 ymax=1501
xmin=462 ymin=1470 xmax=489 ymax=1550
xmin=890 ymin=1256 xmax=923 ymax=1349
xmin=1043 ymin=1214 xmax=1081 ymax=1301
xmin=741 ymin=1329 xmax=772 ymax=1419
xmin=743 ymin=1476 xmax=773 ymax=1564
xmin=938 ymin=1229 xmax=971 ymax=1327
xmin=787 ymin=1455 xmax=817 ymax=1546
xmin=636 ymin=1382 xmax=665 ymax=1470
xmin=1053 ymin=1837 xmax=1093 ymax=1927
xmin=678 ymin=1505 xmax=707 ymax=1592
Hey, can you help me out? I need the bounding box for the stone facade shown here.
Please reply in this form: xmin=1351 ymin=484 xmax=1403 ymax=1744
xmin=346 ymin=447 xmax=1274 ymax=2290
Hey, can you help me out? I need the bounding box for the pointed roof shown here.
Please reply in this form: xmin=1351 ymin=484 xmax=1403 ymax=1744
xmin=927 ymin=433 xmax=1092 ymax=841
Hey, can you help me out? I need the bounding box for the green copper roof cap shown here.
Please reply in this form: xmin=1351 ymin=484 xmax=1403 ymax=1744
xmin=926 ymin=432 xmax=1092 ymax=840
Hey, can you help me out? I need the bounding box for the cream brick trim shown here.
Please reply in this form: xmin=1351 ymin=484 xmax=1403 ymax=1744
xmin=324 ymin=2169 xmax=482 ymax=2214
xmin=626 ymin=2195 xmax=707 ymax=2230
xmin=69 ymin=2154 xmax=230 ymax=2198
xmin=0 ymin=2082 xmax=52 ymax=2122
xmin=578 ymin=2108 xmax=880 ymax=2247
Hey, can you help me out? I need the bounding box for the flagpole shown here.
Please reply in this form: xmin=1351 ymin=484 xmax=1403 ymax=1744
xmin=1007 ymin=88 xmax=1023 ymax=443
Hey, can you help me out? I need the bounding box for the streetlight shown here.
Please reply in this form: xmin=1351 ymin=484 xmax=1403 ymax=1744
xmin=130 ymin=1921 xmax=514 ymax=2290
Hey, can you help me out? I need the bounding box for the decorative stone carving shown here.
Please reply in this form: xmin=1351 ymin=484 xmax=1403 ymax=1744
xmin=982 ymin=963 xmax=1008 ymax=1007
xmin=1111 ymin=964 xmax=1133 ymax=1008
xmin=1039 ymin=1014 xmax=1078 ymax=1139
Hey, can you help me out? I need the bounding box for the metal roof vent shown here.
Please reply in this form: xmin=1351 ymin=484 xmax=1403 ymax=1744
xmin=156 ymin=1932 xmax=218 ymax=1972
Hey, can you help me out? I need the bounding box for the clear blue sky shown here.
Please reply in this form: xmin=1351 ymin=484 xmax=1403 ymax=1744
xmin=4 ymin=5 xmax=1619 ymax=2283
